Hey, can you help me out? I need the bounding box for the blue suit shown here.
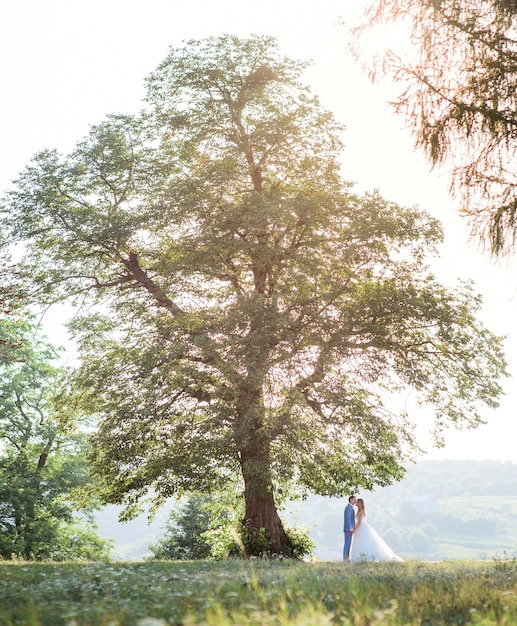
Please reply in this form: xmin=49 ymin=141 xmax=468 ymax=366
xmin=343 ymin=503 xmax=355 ymax=560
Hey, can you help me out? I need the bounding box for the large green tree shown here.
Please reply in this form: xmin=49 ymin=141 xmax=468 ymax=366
xmin=351 ymin=0 xmax=517 ymax=254
xmin=2 ymin=35 xmax=507 ymax=555
xmin=0 ymin=316 xmax=111 ymax=560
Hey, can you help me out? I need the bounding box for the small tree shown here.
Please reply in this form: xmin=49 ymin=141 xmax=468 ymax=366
xmin=149 ymin=496 xmax=217 ymax=560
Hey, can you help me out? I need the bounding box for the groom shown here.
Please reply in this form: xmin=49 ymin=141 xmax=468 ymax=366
xmin=343 ymin=495 xmax=357 ymax=561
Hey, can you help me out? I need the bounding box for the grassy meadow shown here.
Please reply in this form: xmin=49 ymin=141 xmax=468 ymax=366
xmin=1 ymin=558 xmax=517 ymax=625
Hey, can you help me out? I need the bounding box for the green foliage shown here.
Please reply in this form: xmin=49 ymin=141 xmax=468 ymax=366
xmin=150 ymin=495 xmax=225 ymax=560
xmin=352 ymin=0 xmax=517 ymax=255
xmin=240 ymin=525 xmax=273 ymax=557
xmin=0 ymin=315 xmax=111 ymax=560
xmin=283 ymin=524 xmax=316 ymax=559
xmin=50 ymin=518 xmax=112 ymax=561
xmin=1 ymin=560 xmax=517 ymax=625
xmin=1 ymin=34 xmax=508 ymax=554
xmin=0 ymin=253 xmax=23 ymax=364
xmin=202 ymin=522 xmax=242 ymax=561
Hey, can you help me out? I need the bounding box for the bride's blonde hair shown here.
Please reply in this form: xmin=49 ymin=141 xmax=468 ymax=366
xmin=356 ymin=498 xmax=366 ymax=514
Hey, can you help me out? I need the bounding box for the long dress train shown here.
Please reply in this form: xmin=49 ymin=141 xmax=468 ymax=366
xmin=351 ymin=516 xmax=403 ymax=562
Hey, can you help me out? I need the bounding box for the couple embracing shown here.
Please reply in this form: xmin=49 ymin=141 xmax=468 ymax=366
xmin=343 ymin=495 xmax=403 ymax=562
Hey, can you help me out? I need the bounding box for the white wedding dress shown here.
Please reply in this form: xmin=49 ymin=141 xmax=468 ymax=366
xmin=351 ymin=514 xmax=403 ymax=562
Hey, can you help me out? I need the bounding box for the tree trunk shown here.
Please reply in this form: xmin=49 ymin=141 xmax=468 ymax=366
xmin=236 ymin=385 xmax=292 ymax=556
xmin=240 ymin=449 xmax=293 ymax=556
xmin=234 ymin=267 xmax=291 ymax=554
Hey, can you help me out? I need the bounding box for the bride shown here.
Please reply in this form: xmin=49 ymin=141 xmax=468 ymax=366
xmin=351 ymin=498 xmax=404 ymax=562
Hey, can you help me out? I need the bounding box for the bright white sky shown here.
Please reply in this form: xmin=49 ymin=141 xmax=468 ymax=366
xmin=1 ymin=0 xmax=516 ymax=463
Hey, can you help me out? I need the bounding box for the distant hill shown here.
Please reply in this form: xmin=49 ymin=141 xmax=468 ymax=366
xmin=95 ymin=460 xmax=517 ymax=561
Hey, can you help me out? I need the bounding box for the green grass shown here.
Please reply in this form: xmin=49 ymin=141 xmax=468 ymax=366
xmin=1 ymin=558 xmax=517 ymax=625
